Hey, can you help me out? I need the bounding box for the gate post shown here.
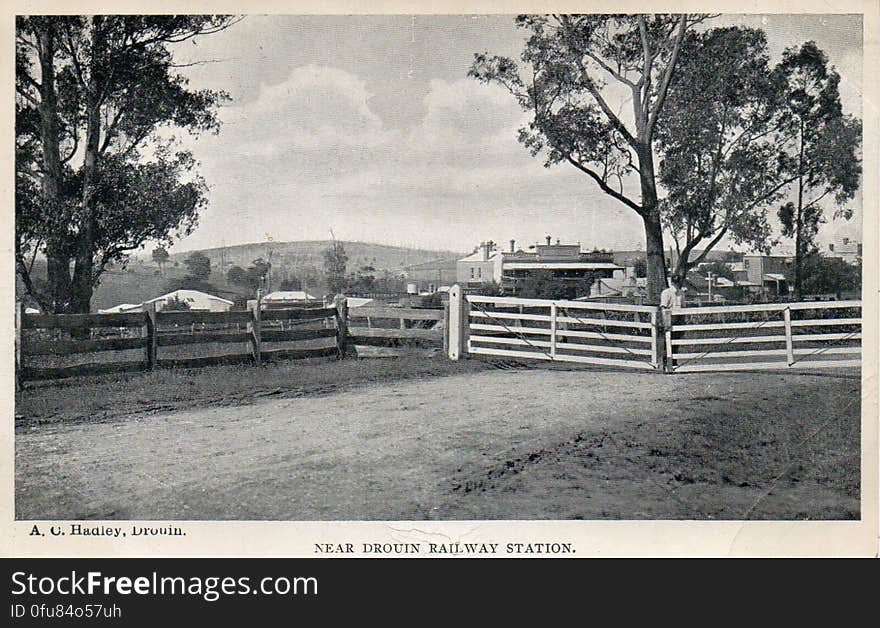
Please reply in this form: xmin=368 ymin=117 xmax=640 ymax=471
xmin=15 ymin=301 xmax=23 ymax=389
xmin=333 ymin=294 xmax=349 ymax=359
xmin=144 ymin=301 xmax=157 ymax=371
xmin=248 ymin=292 xmax=262 ymax=364
xmin=650 ymin=307 xmax=660 ymax=370
xmin=783 ymin=307 xmax=794 ymax=366
xmin=447 ymin=284 xmax=468 ymax=360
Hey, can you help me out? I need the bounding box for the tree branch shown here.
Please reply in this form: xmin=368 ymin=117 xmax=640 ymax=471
xmin=646 ymin=14 xmax=687 ymax=138
xmin=565 ymin=155 xmax=644 ymax=215
xmin=575 ymin=59 xmax=636 ymax=146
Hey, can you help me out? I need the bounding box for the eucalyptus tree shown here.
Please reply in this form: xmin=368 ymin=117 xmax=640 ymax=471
xmin=774 ymin=42 xmax=861 ymax=299
xmin=470 ymin=14 xmax=713 ymax=301
xmin=15 ymin=15 xmax=238 ymax=313
xmin=656 ymin=27 xmax=793 ymax=284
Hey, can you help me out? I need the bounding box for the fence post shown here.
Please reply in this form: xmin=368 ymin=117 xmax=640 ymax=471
xmin=448 ymin=284 xmax=468 ymax=360
xmin=664 ymin=313 xmax=674 ymax=374
xmin=442 ymin=298 xmax=450 ymax=357
xmin=15 ymin=301 xmax=23 ymax=389
xmin=783 ymin=307 xmax=794 ymax=366
xmin=333 ymin=294 xmax=348 ymax=359
xmin=249 ymin=294 xmax=262 ymax=364
xmin=550 ymin=302 xmax=557 ymax=358
xmin=650 ymin=307 xmax=660 ymax=370
xmin=144 ymin=302 xmax=157 ymax=370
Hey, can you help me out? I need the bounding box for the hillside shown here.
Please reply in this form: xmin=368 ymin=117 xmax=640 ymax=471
xmin=167 ymin=240 xmax=464 ymax=273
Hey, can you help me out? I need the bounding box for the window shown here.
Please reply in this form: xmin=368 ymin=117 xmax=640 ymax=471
xmin=477 ymin=267 xmax=482 ymax=279
xmin=470 ymin=267 xmax=475 ymax=279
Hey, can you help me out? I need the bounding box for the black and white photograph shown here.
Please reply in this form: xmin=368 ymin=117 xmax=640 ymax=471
xmin=4 ymin=1 xmax=878 ymax=556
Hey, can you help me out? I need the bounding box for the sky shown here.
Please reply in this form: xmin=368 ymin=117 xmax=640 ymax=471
xmin=160 ymin=14 xmax=864 ymax=255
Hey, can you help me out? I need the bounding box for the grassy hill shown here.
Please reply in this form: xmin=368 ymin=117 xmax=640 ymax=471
xmin=168 ymin=240 xmax=463 ymax=273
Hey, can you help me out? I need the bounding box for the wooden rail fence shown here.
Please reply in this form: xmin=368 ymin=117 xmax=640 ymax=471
xmin=16 ymin=295 xmax=447 ymax=383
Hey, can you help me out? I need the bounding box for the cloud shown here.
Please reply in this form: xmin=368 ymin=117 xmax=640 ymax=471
xmin=217 ymin=64 xmax=395 ymax=157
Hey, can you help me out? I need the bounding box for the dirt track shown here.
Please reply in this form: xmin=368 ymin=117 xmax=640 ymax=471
xmin=15 ymin=368 xmax=860 ymax=520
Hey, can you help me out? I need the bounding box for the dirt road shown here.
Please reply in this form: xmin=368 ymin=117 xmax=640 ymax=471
xmin=15 ymin=368 xmax=860 ymax=520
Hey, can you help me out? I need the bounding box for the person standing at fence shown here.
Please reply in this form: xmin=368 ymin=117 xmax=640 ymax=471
xmin=660 ymin=277 xmax=685 ymax=328
xmin=660 ymin=277 xmax=685 ymax=371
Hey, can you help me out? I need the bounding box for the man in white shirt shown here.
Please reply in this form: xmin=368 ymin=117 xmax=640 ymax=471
xmin=660 ymin=277 xmax=685 ymax=372
xmin=660 ymin=277 xmax=684 ymax=328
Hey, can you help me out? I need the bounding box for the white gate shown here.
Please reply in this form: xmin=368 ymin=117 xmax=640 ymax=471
xmin=448 ymin=287 xmax=660 ymax=370
xmin=665 ymin=300 xmax=861 ymax=373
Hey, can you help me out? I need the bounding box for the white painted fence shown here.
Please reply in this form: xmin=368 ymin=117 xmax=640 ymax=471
xmin=665 ymin=300 xmax=861 ymax=373
xmin=446 ymin=287 xmax=861 ymax=374
xmin=449 ymin=290 xmax=660 ymax=370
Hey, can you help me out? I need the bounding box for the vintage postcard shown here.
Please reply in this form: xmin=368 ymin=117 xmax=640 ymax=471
xmin=2 ymin=0 xmax=877 ymax=558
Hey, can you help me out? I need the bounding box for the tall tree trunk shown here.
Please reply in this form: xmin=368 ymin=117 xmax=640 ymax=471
xmin=643 ymin=212 xmax=667 ymax=303
xmin=70 ymin=16 xmax=103 ymax=314
xmin=35 ymin=20 xmax=71 ymax=313
xmin=636 ymin=142 xmax=668 ymax=303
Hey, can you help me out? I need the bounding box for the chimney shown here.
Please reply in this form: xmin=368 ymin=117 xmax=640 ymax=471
xmin=483 ymin=242 xmax=490 ymax=261
xmin=546 ymin=235 xmax=551 ymax=246
xmin=510 ymin=239 xmax=516 ymax=253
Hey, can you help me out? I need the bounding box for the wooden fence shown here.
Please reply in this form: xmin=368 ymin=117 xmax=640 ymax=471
xmin=666 ymin=300 xmax=861 ymax=373
xmin=16 ymin=298 xmax=445 ymax=383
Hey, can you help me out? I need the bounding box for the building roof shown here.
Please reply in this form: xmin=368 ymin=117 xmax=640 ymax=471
xmin=503 ymin=262 xmax=623 ymax=270
xmin=763 ymin=273 xmax=786 ymax=282
xmin=263 ymin=290 xmax=317 ymax=301
xmin=97 ymin=303 xmax=142 ymax=314
xmin=403 ymin=257 xmax=460 ymax=271
xmin=143 ymin=289 xmax=234 ymax=306
xmin=459 ymin=250 xmax=502 ymax=262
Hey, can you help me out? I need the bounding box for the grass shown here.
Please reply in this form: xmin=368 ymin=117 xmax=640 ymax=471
xmin=15 ymin=349 xmax=491 ymax=426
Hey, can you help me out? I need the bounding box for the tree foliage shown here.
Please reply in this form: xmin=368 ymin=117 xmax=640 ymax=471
xmin=658 ymin=27 xmax=793 ymax=283
xmin=774 ymin=41 xmax=862 ymax=298
xmin=183 ymin=251 xmax=211 ymax=281
xmin=151 ymin=246 xmax=169 ymax=273
xmin=799 ymin=254 xmax=861 ymax=298
xmin=245 ymin=258 xmax=271 ymax=292
xmin=226 ymin=265 xmax=248 ymax=286
xmin=323 ymin=242 xmax=348 ymax=295
xmin=515 ymin=271 xmax=595 ymax=300
xmin=15 ymin=15 xmax=238 ymax=312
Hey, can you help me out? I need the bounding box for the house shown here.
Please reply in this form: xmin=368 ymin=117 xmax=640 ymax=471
xmin=402 ymin=258 xmax=459 ymax=293
xmin=457 ymin=237 xmax=624 ymax=297
xmin=98 ymin=290 xmax=234 ymax=313
xmin=97 ymin=303 xmax=142 ymax=314
xmin=827 ymin=236 xmax=861 ymax=264
xmin=456 ymin=242 xmax=504 ymax=287
xmin=263 ymin=290 xmax=317 ymax=303
xmin=261 ymin=290 xmax=319 ymax=310
xmin=740 ymin=254 xmax=792 ymax=297
xmin=144 ymin=289 xmax=234 ymax=312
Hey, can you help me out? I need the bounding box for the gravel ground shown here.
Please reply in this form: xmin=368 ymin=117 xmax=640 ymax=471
xmin=15 ymin=367 xmax=860 ymax=521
